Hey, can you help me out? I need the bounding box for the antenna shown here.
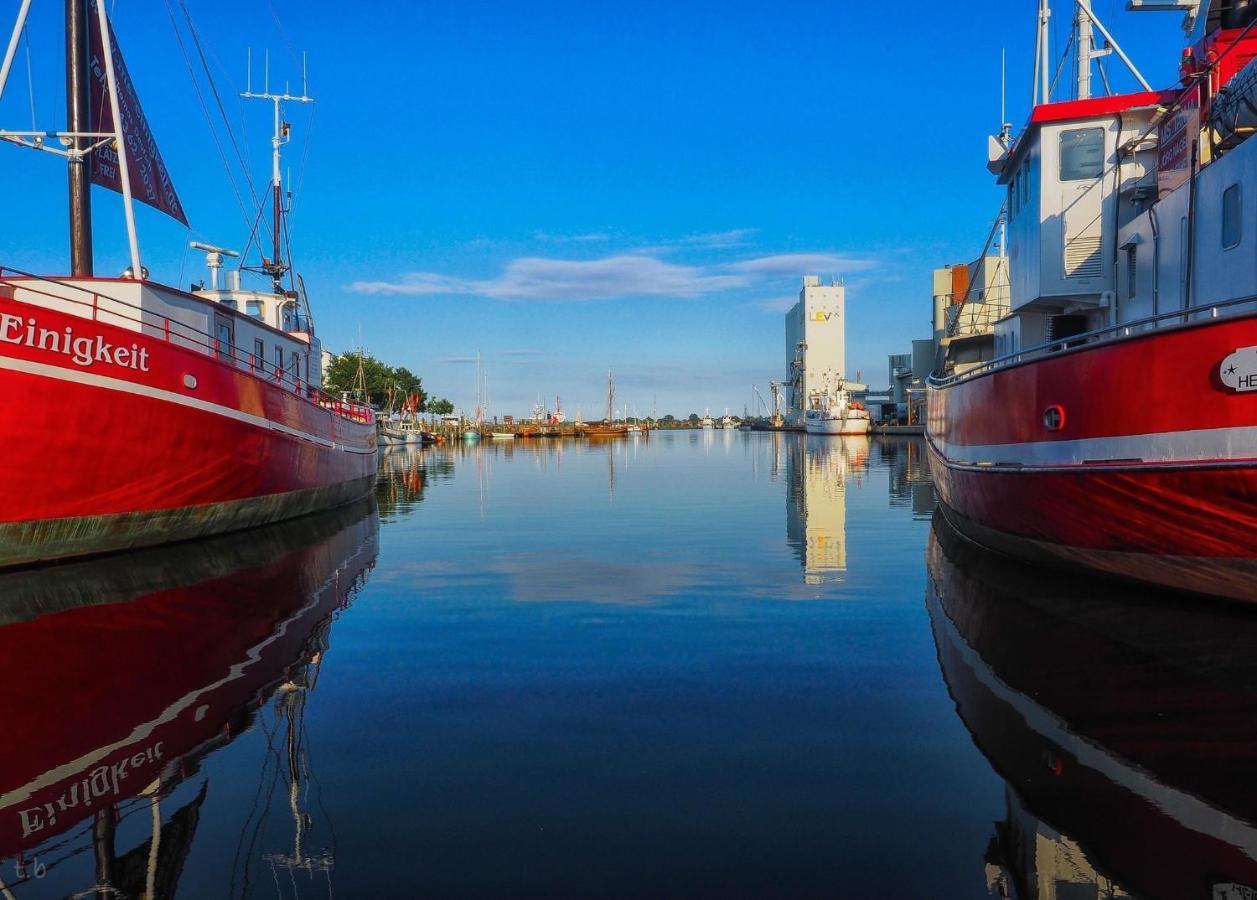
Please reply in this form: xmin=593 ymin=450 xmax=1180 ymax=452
xmin=1000 ymin=47 xmax=1006 ymax=126
xmin=241 ymin=50 xmax=314 ymax=289
xmin=189 ymin=241 xmax=240 ymax=291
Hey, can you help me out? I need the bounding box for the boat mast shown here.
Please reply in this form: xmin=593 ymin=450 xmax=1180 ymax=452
xmin=1076 ymin=0 xmax=1095 ymax=99
xmin=242 ymin=50 xmax=313 ymax=290
xmin=1032 ymin=0 xmax=1051 ymax=106
xmin=66 ymin=0 xmax=92 ymax=275
xmin=606 ymin=369 xmax=614 ymax=422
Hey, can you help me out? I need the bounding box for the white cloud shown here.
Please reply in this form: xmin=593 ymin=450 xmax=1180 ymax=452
xmin=729 ymin=253 xmax=879 ymax=277
xmin=533 ymin=230 xmax=612 ymax=244
xmin=681 ymin=228 xmax=758 ymax=248
xmin=349 ymin=248 xmax=880 ymax=303
xmin=351 ymin=254 xmax=746 ymax=301
xmin=351 ymin=272 xmax=467 ymax=296
xmin=479 ymin=255 xmax=745 ymax=300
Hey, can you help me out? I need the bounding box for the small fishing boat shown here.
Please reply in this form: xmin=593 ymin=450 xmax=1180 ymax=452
xmin=490 ymin=431 xmax=516 ymax=440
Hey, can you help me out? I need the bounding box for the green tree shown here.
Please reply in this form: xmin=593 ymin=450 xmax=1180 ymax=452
xmin=428 ymin=397 xmax=455 ymax=415
xmin=687 ymin=413 xmax=699 ymax=424
xmin=324 ymin=353 xmax=425 ymax=409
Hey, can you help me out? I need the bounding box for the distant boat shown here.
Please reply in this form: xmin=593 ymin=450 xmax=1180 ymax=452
xmin=378 ymin=420 xmax=407 ymax=446
xmin=490 ymin=431 xmax=516 ymax=440
xmin=577 ymin=370 xmax=628 ymax=438
xmin=803 ymin=378 xmax=870 ymax=436
xmin=701 ymin=409 xmax=714 ymax=430
xmin=463 ymin=429 xmax=481 ymax=442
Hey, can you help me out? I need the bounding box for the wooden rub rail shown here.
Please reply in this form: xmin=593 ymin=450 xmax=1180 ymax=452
xmin=0 ymin=265 xmax=373 ymax=425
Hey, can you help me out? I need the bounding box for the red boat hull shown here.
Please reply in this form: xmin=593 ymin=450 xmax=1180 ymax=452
xmin=0 ymin=293 xmax=377 ymax=567
xmin=926 ymin=312 xmax=1257 ymax=601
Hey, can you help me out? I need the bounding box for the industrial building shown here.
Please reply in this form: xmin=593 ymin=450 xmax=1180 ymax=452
xmin=784 ymin=276 xmax=847 ymax=428
xmin=883 ymin=255 xmax=1010 ymax=425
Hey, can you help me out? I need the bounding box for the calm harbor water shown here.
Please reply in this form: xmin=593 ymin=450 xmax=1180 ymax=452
xmin=4 ymin=432 xmax=1255 ymax=898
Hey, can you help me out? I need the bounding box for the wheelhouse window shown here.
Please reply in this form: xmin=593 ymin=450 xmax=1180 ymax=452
xmin=215 ymin=320 xmax=233 ymax=358
xmin=1126 ymin=245 xmax=1137 ymax=298
xmin=1060 ymin=127 xmax=1105 ymax=181
xmin=253 ymin=338 xmax=265 ymax=370
xmin=274 ymin=346 xmax=284 ymax=380
xmin=1180 ymin=216 xmax=1190 ymax=306
xmin=1223 ymin=183 xmax=1242 ymax=249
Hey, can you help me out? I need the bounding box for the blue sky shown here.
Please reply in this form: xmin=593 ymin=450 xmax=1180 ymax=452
xmin=0 ymin=0 xmax=1186 ymax=417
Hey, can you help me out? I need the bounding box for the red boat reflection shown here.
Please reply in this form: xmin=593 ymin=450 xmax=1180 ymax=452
xmin=0 ymin=502 xmax=378 ymax=894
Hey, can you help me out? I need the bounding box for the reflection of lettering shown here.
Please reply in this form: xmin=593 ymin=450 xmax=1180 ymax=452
xmin=17 ymin=742 xmax=164 ymax=838
xmin=13 ymin=857 xmax=46 ymax=880
xmin=0 ymin=313 xmax=150 ymax=372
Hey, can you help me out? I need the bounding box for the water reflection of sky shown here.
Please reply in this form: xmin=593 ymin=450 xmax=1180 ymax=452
xmin=3 ymin=433 xmax=992 ymax=899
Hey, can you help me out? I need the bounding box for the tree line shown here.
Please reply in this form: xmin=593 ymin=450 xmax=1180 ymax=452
xmin=323 ymin=352 xmax=454 ymax=414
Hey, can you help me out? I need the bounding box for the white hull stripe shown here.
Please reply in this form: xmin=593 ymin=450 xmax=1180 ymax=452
xmin=929 ymin=591 xmax=1257 ymax=861
xmin=932 ymin=425 xmax=1257 ymax=468
xmin=0 ymin=355 xmax=375 ymax=456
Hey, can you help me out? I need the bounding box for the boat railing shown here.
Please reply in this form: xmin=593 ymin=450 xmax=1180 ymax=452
xmin=928 ymin=293 xmax=1257 ymax=388
xmin=0 ymin=265 xmax=375 ymax=425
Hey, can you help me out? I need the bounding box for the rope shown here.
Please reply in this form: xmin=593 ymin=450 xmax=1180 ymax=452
xmin=161 ymin=0 xmax=253 ymax=233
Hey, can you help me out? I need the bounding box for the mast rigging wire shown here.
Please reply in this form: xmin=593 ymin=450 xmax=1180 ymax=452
xmin=160 ymin=0 xmax=255 ymax=236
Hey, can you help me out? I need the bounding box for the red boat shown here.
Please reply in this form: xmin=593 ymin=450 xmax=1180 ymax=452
xmin=0 ymin=501 xmax=378 ymax=891
xmin=0 ymin=2 xmax=376 ymax=568
xmin=928 ymin=0 xmax=1257 ymax=601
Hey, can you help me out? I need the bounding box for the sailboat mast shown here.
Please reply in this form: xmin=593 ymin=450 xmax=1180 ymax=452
xmin=66 ymin=0 xmax=92 ymax=275
xmin=607 ymin=369 xmax=614 ymax=422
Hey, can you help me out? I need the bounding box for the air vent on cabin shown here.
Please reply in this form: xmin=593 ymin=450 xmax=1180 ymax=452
xmin=1064 ymin=235 xmax=1103 ymax=279
xmin=1046 ymin=314 xmax=1088 ymax=345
